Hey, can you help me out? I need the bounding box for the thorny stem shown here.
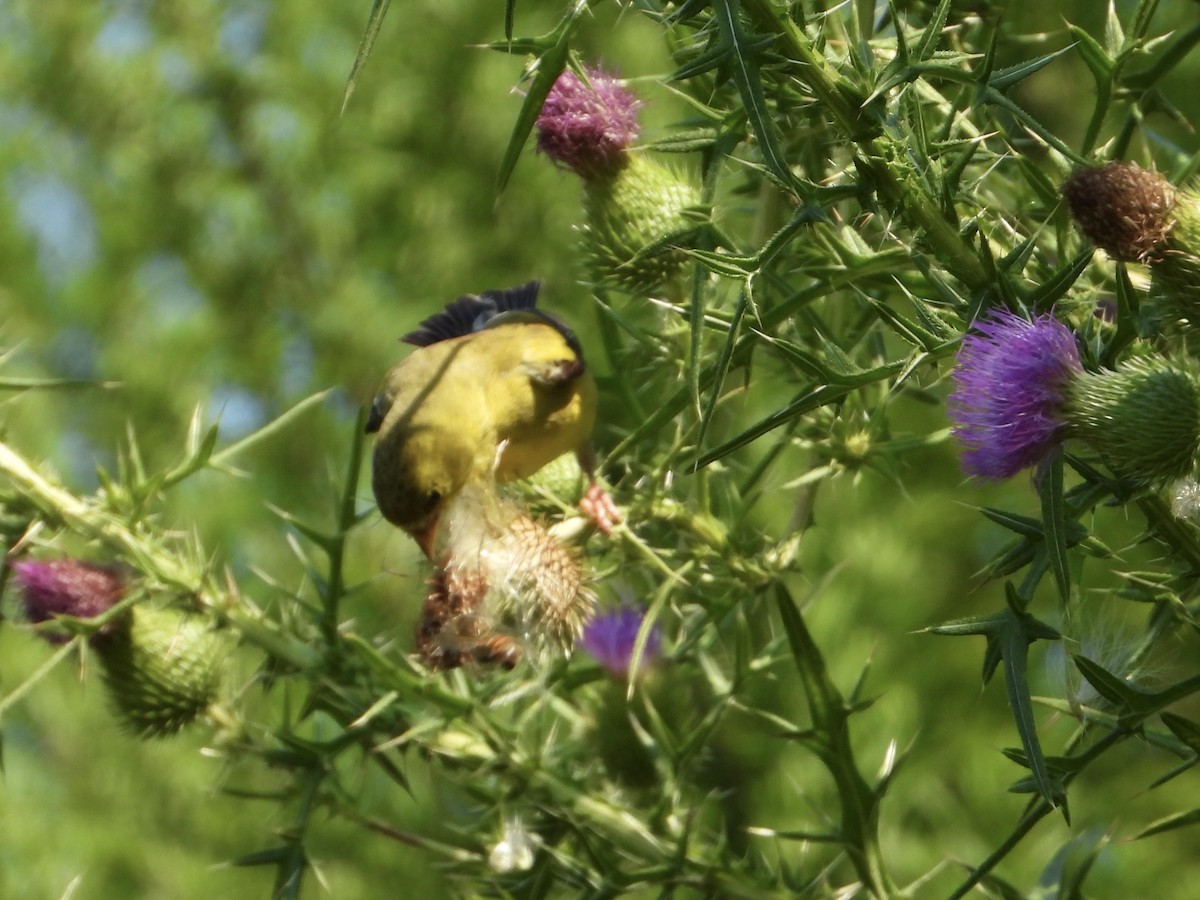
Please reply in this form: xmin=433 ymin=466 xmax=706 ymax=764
xmin=773 ymin=476 xmax=892 ymax=897
xmin=737 ymin=0 xmax=992 ymax=291
xmin=0 ymin=440 xmax=324 ymax=672
xmin=946 ymin=728 xmax=1127 ymax=899
xmin=775 ymin=582 xmax=893 ymax=897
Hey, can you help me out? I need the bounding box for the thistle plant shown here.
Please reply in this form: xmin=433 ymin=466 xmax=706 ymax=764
xmin=534 ymin=65 xmax=706 ymax=293
xmin=1064 ymin=160 xmax=1200 ymax=333
xmin=950 ymin=310 xmax=1200 ymax=483
xmin=14 ymin=558 xmax=225 ymax=735
xmin=577 ymin=605 xmax=659 ymax=681
xmin=5 ymin=1 xmax=1200 ymax=899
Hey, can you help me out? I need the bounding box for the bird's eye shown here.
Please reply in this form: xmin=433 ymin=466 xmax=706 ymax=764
xmin=425 ymin=490 xmax=442 ymax=511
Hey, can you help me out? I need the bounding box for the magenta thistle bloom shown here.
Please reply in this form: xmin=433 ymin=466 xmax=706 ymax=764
xmin=948 ymin=310 xmax=1083 ymax=479
xmin=13 ymin=559 xmax=125 ymax=642
xmin=580 ymin=606 xmax=662 ymax=678
xmin=536 ymin=67 xmax=642 ymax=180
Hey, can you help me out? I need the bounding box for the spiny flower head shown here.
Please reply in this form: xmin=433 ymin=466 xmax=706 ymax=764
xmin=13 ymin=559 xmax=125 ymax=642
xmin=483 ymin=512 xmax=595 ymax=650
xmin=536 ymin=67 xmax=642 ymax=180
xmin=579 ymin=606 xmax=662 ymax=679
xmin=948 ymin=310 xmax=1082 ymax=479
xmin=416 ymin=564 xmax=511 ymax=671
xmin=417 ymin=485 xmax=595 ymax=671
xmin=533 ymin=61 xmax=705 ymax=293
xmin=1148 ymin=186 xmax=1200 ymax=331
xmin=1062 ymin=162 xmax=1200 ymax=338
xmin=949 ymin=311 xmax=1200 ymax=482
xmin=1062 ymin=161 xmax=1174 ymax=262
xmin=95 ymin=606 xmax=226 ymax=738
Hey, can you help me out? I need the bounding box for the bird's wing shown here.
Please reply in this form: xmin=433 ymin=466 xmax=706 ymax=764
xmin=364 ymin=394 xmax=389 ymax=433
xmin=402 ymin=281 xmax=542 ymax=347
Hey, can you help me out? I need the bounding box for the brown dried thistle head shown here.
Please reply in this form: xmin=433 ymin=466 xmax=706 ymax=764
xmin=415 ymin=486 xmax=595 ymax=671
xmin=416 ymin=565 xmax=520 ymax=671
xmin=1062 ymin=161 xmax=1175 ymax=262
xmin=481 ymin=511 xmax=596 ymax=651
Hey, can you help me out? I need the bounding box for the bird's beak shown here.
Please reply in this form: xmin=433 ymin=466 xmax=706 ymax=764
xmin=413 ymin=516 xmax=441 ymax=561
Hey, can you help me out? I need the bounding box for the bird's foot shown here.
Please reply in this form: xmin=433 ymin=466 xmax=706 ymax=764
xmin=580 ymin=481 xmax=621 ymax=536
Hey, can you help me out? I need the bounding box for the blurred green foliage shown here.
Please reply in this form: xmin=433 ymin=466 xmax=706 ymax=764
xmin=3 ymin=0 xmax=1200 ymax=898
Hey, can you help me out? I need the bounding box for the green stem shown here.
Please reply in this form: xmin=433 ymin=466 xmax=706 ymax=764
xmin=320 ymin=408 xmax=369 ymax=649
xmin=593 ymin=288 xmax=648 ymax=424
xmin=775 ymin=584 xmax=892 ymax=897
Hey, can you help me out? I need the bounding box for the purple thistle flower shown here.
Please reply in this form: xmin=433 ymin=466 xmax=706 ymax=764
xmin=948 ymin=310 xmax=1083 ymax=479
xmin=13 ymin=559 xmax=125 ymax=642
xmin=579 ymin=606 xmax=661 ymax=678
xmin=536 ymin=67 xmax=642 ymax=180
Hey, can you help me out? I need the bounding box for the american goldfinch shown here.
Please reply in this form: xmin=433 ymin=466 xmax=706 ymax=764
xmin=367 ymin=281 xmax=618 ymax=558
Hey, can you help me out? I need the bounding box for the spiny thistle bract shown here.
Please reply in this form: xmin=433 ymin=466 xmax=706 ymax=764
xmin=581 ymin=155 xmax=704 ymax=294
xmin=94 ymin=606 xmax=226 ymax=738
xmin=1153 ymin=187 xmax=1200 ymax=323
xmin=1065 ymin=359 xmax=1200 ymax=483
xmin=514 ymin=450 xmax=587 ymax=512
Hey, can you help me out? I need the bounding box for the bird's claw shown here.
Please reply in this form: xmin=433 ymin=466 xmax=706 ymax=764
xmin=580 ymin=482 xmax=621 ymax=536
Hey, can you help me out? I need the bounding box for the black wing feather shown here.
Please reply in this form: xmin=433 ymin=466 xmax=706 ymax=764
xmin=402 ymin=281 xmax=542 ymax=347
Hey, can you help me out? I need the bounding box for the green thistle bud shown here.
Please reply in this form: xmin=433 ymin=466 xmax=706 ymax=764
xmin=95 ymin=606 xmax=226 ymax=738
xmin=515 ymin=450 xmax=586 ymax=511
xmin=1065 ymin=358 xmax=1200 ymax=482
xmin=581 ymin=154 xmax=703 ymax=293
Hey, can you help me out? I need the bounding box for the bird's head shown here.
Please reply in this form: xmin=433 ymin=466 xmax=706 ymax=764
xmin=372 ymin=425 xmax=477 ymax=560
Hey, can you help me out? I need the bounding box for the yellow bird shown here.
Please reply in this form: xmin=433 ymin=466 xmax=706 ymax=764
xmin=367 ymin=281 xmax=616 ymax=559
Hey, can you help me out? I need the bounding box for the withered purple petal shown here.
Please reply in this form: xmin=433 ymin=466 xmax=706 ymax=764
xmin=580 ymin=606 xmax=661 ymax=678
xmin=13 ymin=559 xmax=124 ymax=641
xmin=536 ymin=67 xmax=642 ymax=180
